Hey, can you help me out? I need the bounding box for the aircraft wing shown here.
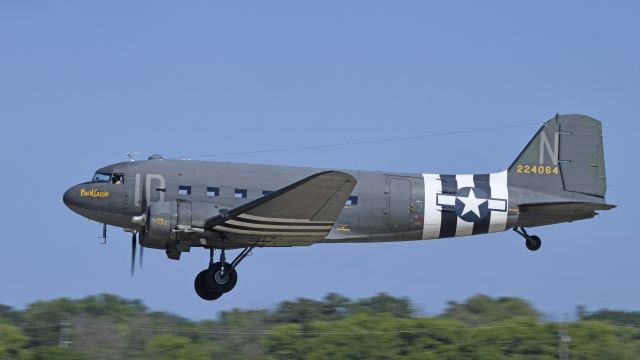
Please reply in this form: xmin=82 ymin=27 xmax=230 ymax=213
xmin=205 ymin=171 xmax=357 ymax=245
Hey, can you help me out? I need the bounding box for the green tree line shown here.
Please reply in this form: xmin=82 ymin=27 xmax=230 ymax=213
xmin=0 ymin=293 xmax=639 ymax=359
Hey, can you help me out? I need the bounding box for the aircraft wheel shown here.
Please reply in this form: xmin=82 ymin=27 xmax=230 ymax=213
xmin=525 ymin=235 xmax=542 ymax=251
xmin=207 ymin=262 xmax=238 ymax=293
xmin=194 ymin=269 xmax=223 ymax=301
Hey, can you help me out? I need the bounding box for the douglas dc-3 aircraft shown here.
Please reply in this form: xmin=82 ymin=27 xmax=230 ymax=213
xmin=64 ymin=114 xmax=614 ymax=300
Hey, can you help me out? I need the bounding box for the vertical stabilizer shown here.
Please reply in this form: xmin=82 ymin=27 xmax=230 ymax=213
xmin=509 ymin=114 xmax=607 ymax=198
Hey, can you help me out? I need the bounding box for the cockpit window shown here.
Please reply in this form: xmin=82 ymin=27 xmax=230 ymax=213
xmin=92 ymin=173 xmax=111 ymax=182
xmin=112 ymin=173 xmax=124 ymax=185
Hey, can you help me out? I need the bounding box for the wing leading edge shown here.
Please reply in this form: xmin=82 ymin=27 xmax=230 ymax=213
xmin=205 ymin=171 xmax=357 ymax=245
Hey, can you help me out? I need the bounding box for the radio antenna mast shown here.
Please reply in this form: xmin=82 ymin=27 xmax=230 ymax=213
xmin=125 ymin=152 xmax=142 ymax=162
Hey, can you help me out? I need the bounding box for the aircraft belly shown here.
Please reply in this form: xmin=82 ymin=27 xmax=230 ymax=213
xmin=221 ymin=233 xmax=324 ymax=247
xmin=322 ymin=230 xmax=424 ymax=243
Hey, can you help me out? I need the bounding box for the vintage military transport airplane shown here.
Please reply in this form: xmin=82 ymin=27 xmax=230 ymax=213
xmin=64 ymin=114 xmax=614 ymax=300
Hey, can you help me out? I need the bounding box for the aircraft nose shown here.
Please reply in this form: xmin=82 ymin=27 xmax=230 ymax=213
xmin=63 ymin=185 xmax=80 ymax=209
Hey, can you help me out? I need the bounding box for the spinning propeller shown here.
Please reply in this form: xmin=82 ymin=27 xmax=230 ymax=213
xmin=130 ymin=232 xmax=144 ymax=276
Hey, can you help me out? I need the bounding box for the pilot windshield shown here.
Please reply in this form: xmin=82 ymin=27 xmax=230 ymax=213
xmin=92 ymin=172 xmax=111 ymax=182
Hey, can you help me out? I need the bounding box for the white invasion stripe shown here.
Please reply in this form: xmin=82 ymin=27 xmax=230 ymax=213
xmin=454 ymin=174 xmax=475 ymax=237
xmin=488 ymin=199 xmax=507 ymax=212
xmin=226 ymin=219 xmax=333 ymax=230
xmin=213 ymin=225 xmax=329 ymax=237
xmin=238 ymin=213 xmax=332 ymax=224
xmin=488 ymin=170 xmax=509 ymax=233
xmin=437 ymin=193 xmax=456 ymax=206
xmin=422 ymin=174 xmax=442 ymax=240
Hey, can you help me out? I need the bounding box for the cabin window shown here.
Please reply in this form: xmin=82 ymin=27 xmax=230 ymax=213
xmin=178 ymin=185 xmax=192 ymax=196
xmin=234 ymin=189 xmax=247 ymax=199
xmin=111 ymin=173 xmax=124 ymax=185
xmin=207 ymin=187 xmax=220 ymax=197
xmin=346 ymin=196 xmax=358 ymax=205
xmin=262 ymin=190 xmax=274 ymax=196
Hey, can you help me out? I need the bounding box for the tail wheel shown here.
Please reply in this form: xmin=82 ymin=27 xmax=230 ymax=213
xmin=526 ymin=235 xmax=542 ymax=251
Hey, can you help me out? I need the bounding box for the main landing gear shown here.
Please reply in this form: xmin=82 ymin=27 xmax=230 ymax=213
xmin=513 ymin=227 xmax=541 ymax=251
xmin=194 ymin=243 xmax=255 ymax=301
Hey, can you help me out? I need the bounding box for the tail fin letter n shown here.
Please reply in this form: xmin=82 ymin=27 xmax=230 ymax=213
xmin=539 ymin=132 xmax=559 ymax=165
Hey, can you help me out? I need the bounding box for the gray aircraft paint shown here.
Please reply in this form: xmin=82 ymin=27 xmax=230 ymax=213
xmin=144 ymin=174 xmax=166 ymax=204
xmin=63 ymin=114 xmax=614 ymax=255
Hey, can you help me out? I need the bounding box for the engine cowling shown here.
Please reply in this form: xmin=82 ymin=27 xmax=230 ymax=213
xmin=140 ymin=200 xmax=225 ymax=250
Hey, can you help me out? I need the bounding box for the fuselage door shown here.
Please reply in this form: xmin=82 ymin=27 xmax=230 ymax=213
xmin=387 ymin=178 xmax=412 ymax=229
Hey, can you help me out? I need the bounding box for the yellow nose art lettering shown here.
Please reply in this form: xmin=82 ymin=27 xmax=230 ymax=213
xmin=80 ymin=188 xmax=110 ymax=198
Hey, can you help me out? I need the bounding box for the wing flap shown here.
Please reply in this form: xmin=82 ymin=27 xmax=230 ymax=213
xmin=205 ymin=171 xmax=357 ymax=243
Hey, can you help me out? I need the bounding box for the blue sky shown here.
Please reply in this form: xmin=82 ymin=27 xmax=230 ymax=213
xmin=0 ymin=1 xmax=638 ymax=320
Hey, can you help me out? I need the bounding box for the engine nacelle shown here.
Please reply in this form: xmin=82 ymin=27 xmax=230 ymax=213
xmin=140 ymin=200 xmax=225 ymax=250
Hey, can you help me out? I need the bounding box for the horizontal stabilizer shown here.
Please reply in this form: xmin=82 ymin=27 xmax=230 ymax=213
xmin=518 ymin=201 xmax=615 ymax=227
xmin=521 ymin=202 xmax=615 ymax=214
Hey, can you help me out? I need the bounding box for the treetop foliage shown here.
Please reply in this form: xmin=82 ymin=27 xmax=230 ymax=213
xmin=0 ymin=293 xmax=638 ymax=359
xmin=441 ymin=294 xmax=540 ymax=326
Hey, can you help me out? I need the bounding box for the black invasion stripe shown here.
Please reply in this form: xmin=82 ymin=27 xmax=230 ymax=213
xmin=236 ymin=216 xmax=333 ymax=227
xmin=472 ymin=174 xmax=491 ymax=235
xmin=439 ymin=174 xmax=458 ymax=238
xmin=221 ymin=222 xmax=330 ymax=234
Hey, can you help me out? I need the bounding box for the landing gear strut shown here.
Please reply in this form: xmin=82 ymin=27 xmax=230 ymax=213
xmin=193 ymin=241 xmax=256 ymax=301
xmin=513 ymin=227 xmax=541 ymax=251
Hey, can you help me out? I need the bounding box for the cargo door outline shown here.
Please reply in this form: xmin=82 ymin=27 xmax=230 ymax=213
xmin=387 ymin=178 xmax=412 ymax=229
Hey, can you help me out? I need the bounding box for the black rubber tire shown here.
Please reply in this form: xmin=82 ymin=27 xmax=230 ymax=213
xmin=526 ymin=235 xmax=542 ymax=251
xmin=206 ymin=262 xmax=238 ymax=293
xmin=194 ymin=269 xmax=223 ymax=301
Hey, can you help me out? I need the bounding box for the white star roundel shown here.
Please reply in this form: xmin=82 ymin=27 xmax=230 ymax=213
xmin=436 ymin=186 xmax=508 ymax=223
xmin=454 ymin=187 xmax=489 ymax=222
